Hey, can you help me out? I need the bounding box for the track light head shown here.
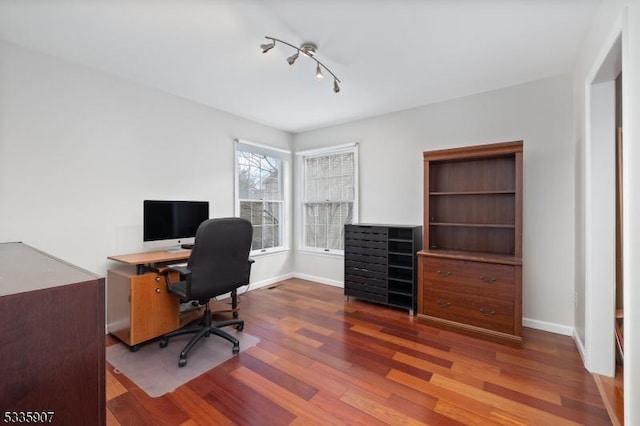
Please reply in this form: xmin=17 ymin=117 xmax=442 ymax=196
xmin=315 ymin=63 xmax=324 ymax=79
xmin=333 ymin=79 xmax=340 ymax=93
xmin=260 ymin=40 xmax=275 ymax=53
xmin=287 ymin=52 xmax=299 ymax=65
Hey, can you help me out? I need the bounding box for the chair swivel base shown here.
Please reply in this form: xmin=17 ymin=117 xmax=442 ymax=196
xmin=159 ymin=307 xmax=244 ymax=367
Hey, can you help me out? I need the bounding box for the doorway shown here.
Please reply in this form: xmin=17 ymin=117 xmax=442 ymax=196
xmin=585 ymin=34 xmax=621 ymax=377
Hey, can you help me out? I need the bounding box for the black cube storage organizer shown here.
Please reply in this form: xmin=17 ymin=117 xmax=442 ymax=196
xmin=344 ymin=224 xmax=422 ymax=314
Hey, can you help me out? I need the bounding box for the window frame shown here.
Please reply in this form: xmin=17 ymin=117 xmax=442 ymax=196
xmin=234 ymin=139 xmax=291 ymax=256
xmin=296 ymin=143 xmax=359 ymax=256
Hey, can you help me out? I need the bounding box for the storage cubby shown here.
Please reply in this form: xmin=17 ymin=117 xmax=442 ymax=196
xmin=388 ymin=253 xmax=413 ymax=268
xmin=389 ymin=227 xmax=414 ymax=240
xmin=345 ymin=224 xmax=422 ymax=314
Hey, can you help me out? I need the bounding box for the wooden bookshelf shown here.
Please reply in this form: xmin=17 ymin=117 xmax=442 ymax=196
xmin=418 ymin=141 xmax=523 ymax=345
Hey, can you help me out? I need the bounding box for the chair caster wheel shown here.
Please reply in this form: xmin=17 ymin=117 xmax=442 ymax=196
xmin=236 ymin=323 xmax=244 ymax=332
xmin=159 ymin=338 xmax=168 ymax=348
xmin=232 ymin=345 xmax=240 ymax=355
xmin=178 ymin=358 xmax=187 ymax=367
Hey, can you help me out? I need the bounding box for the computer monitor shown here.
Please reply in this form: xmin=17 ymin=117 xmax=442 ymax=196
xmin=143 ymin=200 xmax=209 ymax=251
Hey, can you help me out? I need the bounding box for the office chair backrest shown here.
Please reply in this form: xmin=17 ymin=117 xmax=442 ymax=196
xmin=186 ymin=217 xmax=253 ymax=303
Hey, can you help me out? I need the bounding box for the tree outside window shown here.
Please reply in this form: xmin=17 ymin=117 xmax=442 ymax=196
xmin=236 ymin=147 xmax=284 ymax=252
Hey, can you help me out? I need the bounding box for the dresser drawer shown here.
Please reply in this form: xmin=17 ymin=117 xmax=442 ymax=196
xmin=345 ymin=273 xmax=386 ymax=290
xmin=345 ymin=275 xmax=387 ymax=303
xmin=423 ymin=288 xmax=514 ymax=334
xmin=345 ymin=226 xmax=388 ymax=246
xmin=346 ymin=225 xmax=388 ymax=237
xmin=344 ymin=245 xmax=388 ymax=258
xmin=345 ymin=265 xmax=387 ymax=281
xmin=423 ymin=258 xmax=514 ymax=300
xmin=345 ymin=259 xmax=387 ymax=273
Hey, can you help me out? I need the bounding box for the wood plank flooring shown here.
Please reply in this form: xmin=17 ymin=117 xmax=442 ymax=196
xmin=594 ymin=367 xmax=624 ymax=426
xmin=106 ymin=278 xmax=614 ymax=425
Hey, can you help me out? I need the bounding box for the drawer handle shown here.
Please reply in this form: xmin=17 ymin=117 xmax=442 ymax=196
xmin=480 ymin=276 xmax=496 ymax=283
xmin=437 ymin=270 xmax=452 ymax=276
xmin=436 ymin=299 xmax=451 ymax=307
xmin=479 ymin=308 xmax=496 ymax=316
xmin=155 ymin=288 xmax=161 ymax=294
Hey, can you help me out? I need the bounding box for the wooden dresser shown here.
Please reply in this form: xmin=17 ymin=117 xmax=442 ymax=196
xmin=0 ymin=242 xmax=105 ymax=424
xmin=418 ymin=141 xmax=523 ymax=345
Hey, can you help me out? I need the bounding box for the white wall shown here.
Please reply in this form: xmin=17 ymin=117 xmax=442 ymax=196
xmin=0 ymin=40 xmax=294 ymax=284
xmin=293 ymin=74 xmax=575 ymax=333
xmin=572 ymin=0 xmax=625 ymax=358
xmin=624 ymin=4 xmax=640 ymax=422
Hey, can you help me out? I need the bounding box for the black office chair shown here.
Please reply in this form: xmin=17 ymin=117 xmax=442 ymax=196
xmin=159 ymin=217 xmax=254 ymax=367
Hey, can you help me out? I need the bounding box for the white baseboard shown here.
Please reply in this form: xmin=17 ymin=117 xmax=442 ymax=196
xmin=292 ymin=273 xmax=343 ymax=288
xmin=523 ymin=317 xmax=574 ymax=336
xmin=243 ymin=272 xmax=296 ymax=292
xmin=573 ymin=329 xmax=588 ymax=365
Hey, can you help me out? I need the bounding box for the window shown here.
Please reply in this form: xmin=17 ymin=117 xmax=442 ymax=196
xmin=235 ymin=140 xmax=290 ymax=254
xmin=299 ymin=144 xmax=358 ymax=253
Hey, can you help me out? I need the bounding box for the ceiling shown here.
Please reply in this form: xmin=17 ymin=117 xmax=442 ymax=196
xmin=0 ymin=0 xmax=601 ymax=133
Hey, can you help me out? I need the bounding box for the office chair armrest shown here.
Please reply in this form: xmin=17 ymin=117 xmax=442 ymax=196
xmin=161 ymin=265 xmax=191 ymax=276
xmin=160 ymin=265 xmax=192 ymax=300
xmin=248 ymin=258 xmax=255 ymax=276
xmin=160 ymin=265 xmax=191 ymax=287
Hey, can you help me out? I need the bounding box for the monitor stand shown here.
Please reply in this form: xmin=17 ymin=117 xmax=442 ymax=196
xmin=165 ymin=246 xmax=188 ymax=253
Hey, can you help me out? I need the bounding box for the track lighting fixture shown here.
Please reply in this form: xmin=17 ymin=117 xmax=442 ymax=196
xmin=260 ymin=36 xmax=341 ymax=93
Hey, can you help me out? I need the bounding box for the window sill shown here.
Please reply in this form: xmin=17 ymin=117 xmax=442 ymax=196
xmin=249 ymin=247 xmax=290 ymax=257
xmin=297 ymin=248 xmax=344 ymax=258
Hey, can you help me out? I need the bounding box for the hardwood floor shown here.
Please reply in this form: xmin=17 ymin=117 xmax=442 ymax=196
xmin=106 ymin=278 xmax=614 ymax=425
xmin=594 ymin=366 xmax=624 ymax=426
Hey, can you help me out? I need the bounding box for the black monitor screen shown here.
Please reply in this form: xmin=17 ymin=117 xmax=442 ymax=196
xmin=143 ymin=200 xmax=209 ymax=242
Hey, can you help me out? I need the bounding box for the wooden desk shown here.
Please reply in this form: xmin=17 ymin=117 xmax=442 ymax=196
xmin=107 ymin=250 xmax=190 ymax=349
xmin=108 ymin=249 xmax=191 ymax=274
xmin=0 ymin=242 xmax=105 ymax=425
xmin=107 ymin=249 xmax=239 ymax=350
